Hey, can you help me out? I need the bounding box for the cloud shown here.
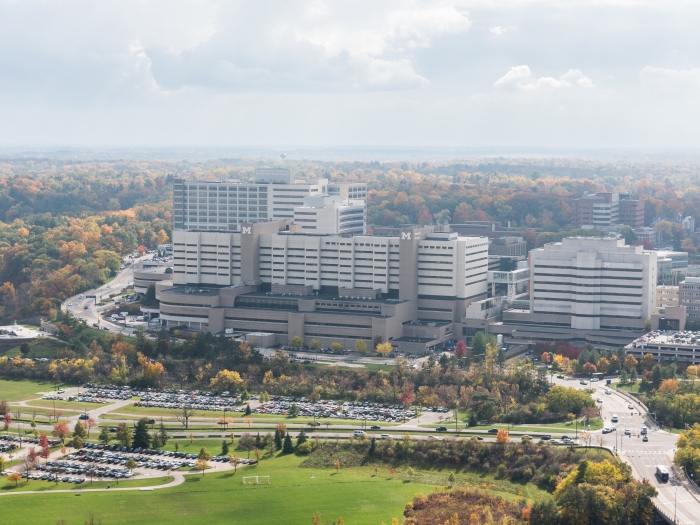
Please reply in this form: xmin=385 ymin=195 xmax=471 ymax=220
xmin=494 ymin=65 xmax=594 ymax=89
xmin=144 ymin=2 xmax=472 ymax=93
xmin=489 ymin=25 xmax=517 ymax=36
xmin=639 ymin=66 xmax=700 ymax=90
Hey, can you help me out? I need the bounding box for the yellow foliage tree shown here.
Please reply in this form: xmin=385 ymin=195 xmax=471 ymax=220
xmin=137 ymin=353 xmax=164 ymax=379
xmin=210 ymin=369 xmax=245 ymax=393
xmin=496 ymin=428 xmax=510 ymax=444
xmin=376 ymin=342 xmax=393 ymax=355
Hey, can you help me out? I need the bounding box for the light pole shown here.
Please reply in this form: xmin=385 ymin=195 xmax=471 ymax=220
xmin=675 ymin=486 xmax=680 ymax=524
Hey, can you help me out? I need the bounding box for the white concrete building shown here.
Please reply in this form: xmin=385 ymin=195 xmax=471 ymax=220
xmin=172 ymin=168 xmax=367 ymax=233
xmin=293 ymin=196 xmax=365 ymax=235
xmin=529 ymin=237 xmax=657 ymax=330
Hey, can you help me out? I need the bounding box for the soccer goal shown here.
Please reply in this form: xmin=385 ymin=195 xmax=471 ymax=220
xmin=242 ymin=476 xmax=270 ymax=485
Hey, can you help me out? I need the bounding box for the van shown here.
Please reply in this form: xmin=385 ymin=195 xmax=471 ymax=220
xmin=611 ymin=415 xmax=618 ymax=423
xmin=353 ymin=430 xmax=366 ymax=437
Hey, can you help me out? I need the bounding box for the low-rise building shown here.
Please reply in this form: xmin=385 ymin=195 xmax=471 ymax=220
xmin=657 ymin=285 xmax=679 ymax=308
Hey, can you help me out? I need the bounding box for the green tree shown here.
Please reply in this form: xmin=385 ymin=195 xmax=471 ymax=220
xmin=289 ymin=336 xmax=304 ymax=349
xmin=132 ymin=419 xmax=151 ymax=449
xmin=296 ymin=429 xmax=308 ymax=448
xmin=125 ymin=458 xmax=137 ymax=472
xmin=355 ymin=339 xmax=367 ymax=354
xmin=282 ymin=433 xmax=294 ymax=453
xmin=274 ymin=428 xmax=283 ymax=450
xmin=289 ymin=403 xmax=300 ymax=417
xmin=198 ymin=447 xmax=212 ymax=461
xmin=73 ymin=421 xmax=87 ymax=439
xmin=158 ymin=418 xmax=169 ymax=446
xmin=471 ymin=332 xmax=487 ymax=358
xmin=115 ymin=423 xmax=131 ymax=447
xmin=221 ymin=440 xmax=230 ymax=456
xmin=98 ymin=426 xmax=110 ymax=445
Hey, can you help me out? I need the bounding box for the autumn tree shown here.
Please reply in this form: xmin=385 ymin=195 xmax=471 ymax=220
xmin=623 ymin=354 xmax=639 ymax=371
xmin=376 ymin=342 xmax=393 ymax=355
xmin=355 ymin=339 xmax=367 ymax=354
xmin=496 ymin=428 xmax=510 ymax=444
xmin=454 ymin=340 xmax=467 ymax=359
xmin=640 ymin=353 xmax=656 ymax=371
xmin=209 ymin=369 xmax=245 ymax=393
xmin=52 ymin=422 xmax=70 ymax=443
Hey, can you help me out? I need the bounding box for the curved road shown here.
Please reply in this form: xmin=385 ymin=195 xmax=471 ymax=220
xmin=551 ymin=376 xmax=700 ymax=524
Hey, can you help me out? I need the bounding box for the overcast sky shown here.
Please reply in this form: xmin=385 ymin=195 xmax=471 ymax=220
xmin=1 ymin=0 xmax=699 ymax=148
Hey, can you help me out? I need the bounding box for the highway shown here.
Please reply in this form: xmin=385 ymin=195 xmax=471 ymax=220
xmin=551 ymin=375 xmax=700 ymax=524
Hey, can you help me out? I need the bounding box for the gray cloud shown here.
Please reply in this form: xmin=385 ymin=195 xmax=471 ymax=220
xmin=0 ymin=0 xmax=699 ymax=147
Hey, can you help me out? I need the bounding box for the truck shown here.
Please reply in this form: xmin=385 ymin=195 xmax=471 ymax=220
xmin=606 ymin=379 xmax=612 ymax=385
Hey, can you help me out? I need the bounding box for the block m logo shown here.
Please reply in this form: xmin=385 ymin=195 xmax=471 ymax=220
xmin=242 ymin=227 xmax=252 ymax=235
xmin=401 ymin=232 xmax=411 ymax=240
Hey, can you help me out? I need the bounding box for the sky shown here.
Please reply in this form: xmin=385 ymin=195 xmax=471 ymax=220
xmin=1 ymin=0 xmax=699 ymax=149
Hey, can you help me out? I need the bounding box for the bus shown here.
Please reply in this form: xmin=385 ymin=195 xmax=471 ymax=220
xmin=656 ymin=465 xmax=669 ymax=482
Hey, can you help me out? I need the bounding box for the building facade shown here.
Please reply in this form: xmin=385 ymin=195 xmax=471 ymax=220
xmin=158 ymin=223 xmax=489 ymax=353
xmin=656 ymin=285 xmax=680 ymax=308
xmin=574 ymin=192 xmax=645 ymax=229
xmin=172 ymin=169 xmax=367 ymax=233
xmin=529 ymin=238 xmax=656 ymax=330
xmin=680 ymin=277 xmax=700 ymax=321
xmin=293 ymin=196 xmax=365 ymax=235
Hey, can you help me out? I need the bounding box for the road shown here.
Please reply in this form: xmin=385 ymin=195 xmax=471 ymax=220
xmin=61 ymin=259 xmax=139 ymax=335
xmin=551 ymin=375 xmax=700 ymax=524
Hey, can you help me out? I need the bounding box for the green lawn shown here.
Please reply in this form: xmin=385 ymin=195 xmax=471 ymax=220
xmin=0 ymin=476 xmax=173 ymax=492
xmin=0 ymin=378 xmax=61 ymax=402
xmin=0 ymin=451 xmax=548 ymax=525
xmin=26 ymin=399 xmax=109 ymax=411
xmin=0 ymin=337 xmax=67 ymax=359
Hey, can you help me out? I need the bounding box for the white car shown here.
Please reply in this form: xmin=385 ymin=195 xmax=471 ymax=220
xmin=624 ymin=429 xmax=631 ymax=435
xmin=596 ymin=398 xmax=603 ymax=403
xmin=67 ymin=302 xmax=73 ymax=307
xmin=627 ymin=404 xmax=634 ymax=409
xmin=605 ymin=390 xmax=612 ymax=394
xmin=590 ymin=378 xmax=599 ymax=382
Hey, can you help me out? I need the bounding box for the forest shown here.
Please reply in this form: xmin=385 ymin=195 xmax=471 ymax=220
xmin=3 ymin=155 xmax=700 ymax=322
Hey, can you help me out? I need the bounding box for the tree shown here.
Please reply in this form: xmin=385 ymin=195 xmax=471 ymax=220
xmin=86 ymin=418 xmax=96 ymax=438
xmin=282 ymin=433 xmax=294 ymax=453
xmin=289 ymin=336 xmax=304 ymax=349
xmin=640 ymin=353 xmax=656 ymax=371
xmin=52 ymin=422 xmax=70 ymax=443
xmin=651 ymin=365 xmax=663 ymax=387
xmin=115 ymin=423 xmax=131 ymax=447
xmin=8 ymin=472 xmax=21 ymax=486
xmin=623 ymin=354 xmax=638 ymax=371
xmin=546 ymin=386 xmax=595 ymax=415
xmin=98 ymin=426 xmax=110 ymax=445
xmin=3 ymin=412 xmax=11 ymax=431
xmin=330 ymin=342 xmax=344 ymax=352
xmin=71 ymin=436 xmax=84 ymax=450
xmin=210 ymin=369 xmax=245 ymax=393
xmin=274 ymin=428 xmax=283 ymax=450
xmin=310 ymin=339 xmax=321 ymax=352
xmin=73 ymin=421 xmax=87 ymax=439
xmin=455 ymin=340 xmax=467 ymax=359
xmin=582 ymin=362 xmax=597 ymax=375
xmin=596 ymin=357 xmax=610 ymax=374
xmin=221 ymin=440 xmax=229 ymax=456
xmin=398 ymin=391 xmax=414 ymax=411
xmin=376 ymin=342 xmax=393 ymax=355
xmin=355 ymin=339 xmax=367 ymax=354
xmin=20 ymin=342 xmax=30 ymax=355
xmin=158 ymin=418 xmax=169 ymax=446
xmin=659 ymin=379 xmax=678 ymax=393
xmin=132 ymin=419 xmax=151 ymax=449
xmin=176 ymin=406 xmax=196 ymax=429
xmin=125 ymin=458 xmax=137 ymax=472
xmin=471 ymin=331 xmax=487 ymax=358
xmin=39 ymin=433 xmax=51 ymax=464
xmin=195 ymin=458 xmax=208 ymax=476
xmin=334 ymin=459 xmax=341 ymax=473
xmin=289 ymin=403 xmax=300 ymax=417
xmin=496 ymin=428 xmax=510 ymax=444
xmin=297 ymin=429 xmax=308 ymax=448
xmin=228 ymin=452 xmax=240 ymax=473
xmin=198 ymin=447 xmax=212 ymax=461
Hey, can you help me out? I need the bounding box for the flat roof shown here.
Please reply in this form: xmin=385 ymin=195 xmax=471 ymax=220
xmin=629 ymin=330 xmax=700 ymax=348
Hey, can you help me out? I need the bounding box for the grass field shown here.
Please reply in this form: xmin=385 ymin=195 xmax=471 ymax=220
xmin=0 ymin=476 xmax=173 ymax=492
xmin=0 ymin=451 xmax=548 ymax=524
xmin=0 ymin=337 xmax=68 ymax=359
xmin=0 ymin=378 xmax=61 ymax=402
xmin=26 ymin=399 xmax=108 ymax=411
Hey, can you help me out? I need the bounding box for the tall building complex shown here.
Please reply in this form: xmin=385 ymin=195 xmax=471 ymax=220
xmin=574 ymin=192 xmax=645 ymax=229
xmin=172 ymin=168 xmax=367 ymax=233
xmin=155 ymin=222 xmax=489 ymax=354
